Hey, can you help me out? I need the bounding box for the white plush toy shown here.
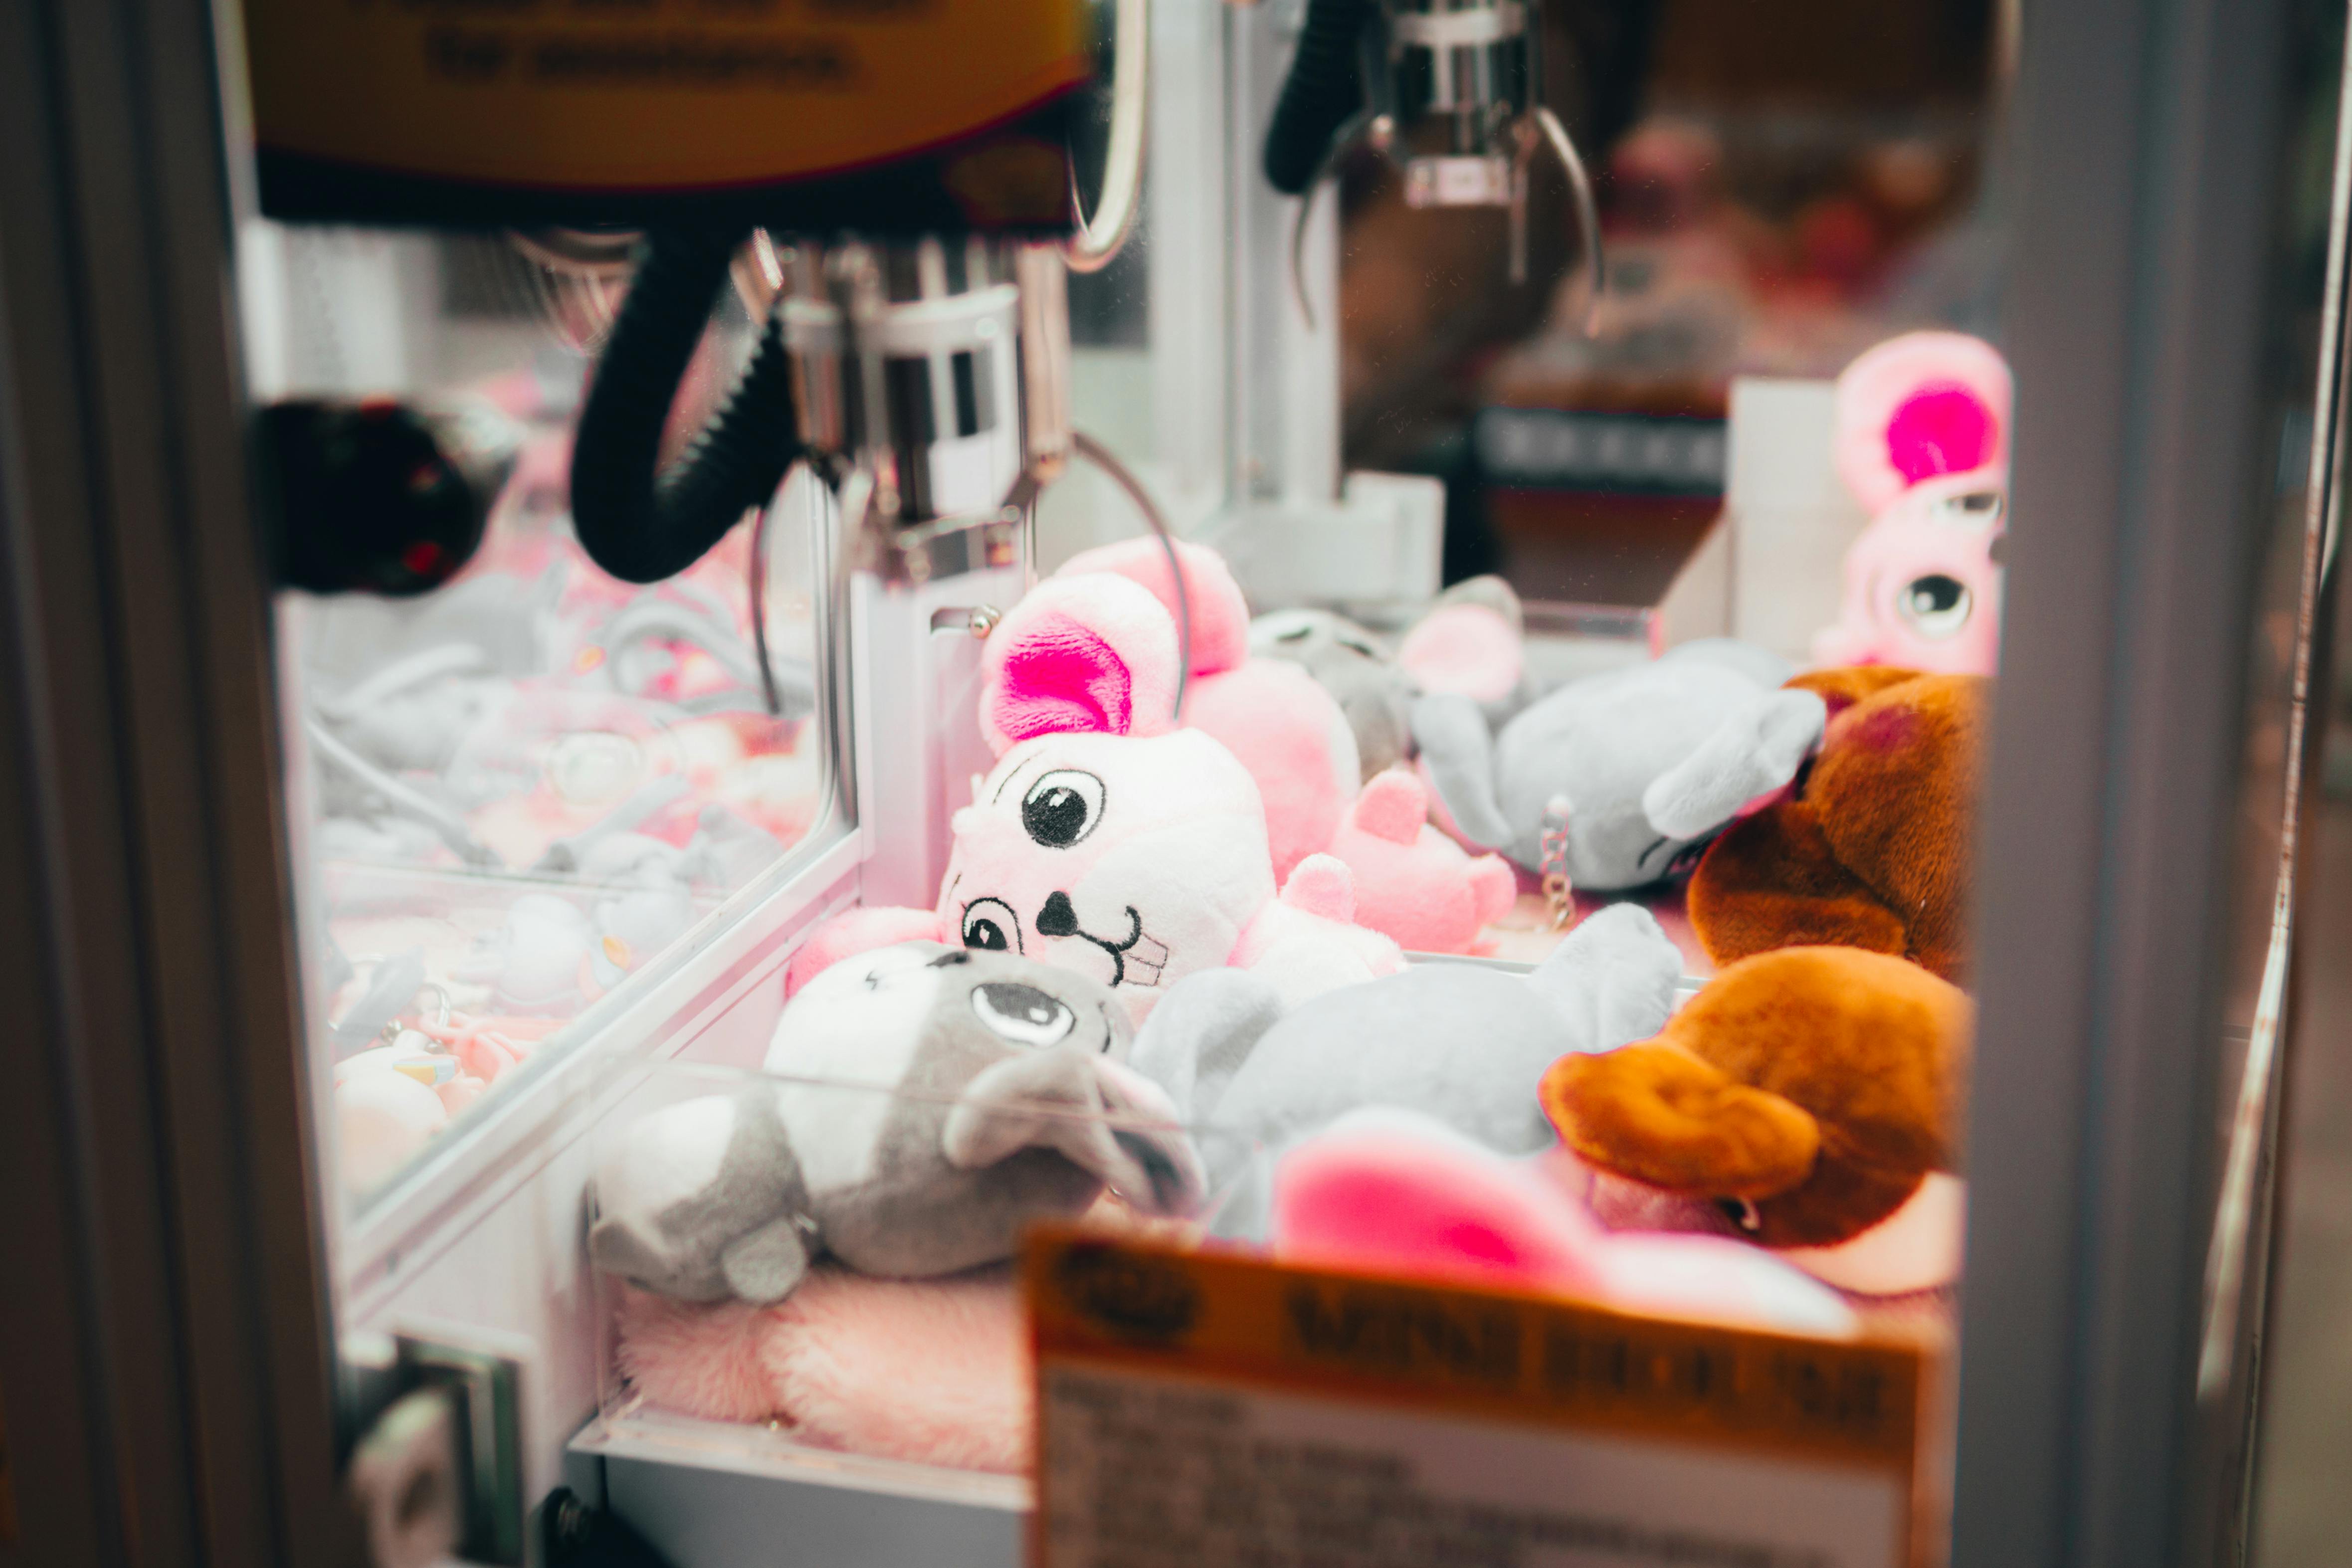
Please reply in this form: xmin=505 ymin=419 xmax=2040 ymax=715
xmin=589 ymin=944 xmax=1204 ymax=1303
xmin=789 ymin=573 xmax=1405 ymax=1020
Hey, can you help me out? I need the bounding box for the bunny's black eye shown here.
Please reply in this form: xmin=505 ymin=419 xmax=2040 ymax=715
xmin=1932 ymin=489 xmax=2005 ymax=526
xmin=960 ymin=898 xmax=1020 ymax=952
xmin=1021 ymin=770 xmax=1105 ymax=849
xmin=1897 ymin=574 xmax=1973 ymax=639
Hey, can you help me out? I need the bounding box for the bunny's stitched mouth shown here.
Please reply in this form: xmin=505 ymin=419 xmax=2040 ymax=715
xmin=1035 ymin=893 xmax=1170 ymax=987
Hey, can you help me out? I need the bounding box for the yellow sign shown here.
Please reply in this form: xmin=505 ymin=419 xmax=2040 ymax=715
xmin=238 ymin=0 xmax=1089 ymax=225
xmin=1029 ymin=1232 xmax=1931 ymax=1568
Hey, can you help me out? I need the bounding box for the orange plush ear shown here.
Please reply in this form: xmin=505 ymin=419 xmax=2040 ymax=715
xmin=1686 ymin=801 xmax=1908 ymax=972
xmin=1543 ymin=1042 xmax=1821 ymax=1199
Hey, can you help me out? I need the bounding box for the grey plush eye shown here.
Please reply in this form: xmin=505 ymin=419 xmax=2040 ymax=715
xmin=1897 ymin=575 xmax=1972 ymax=639
xmin=1277 ymin=624 xmax=1313 ymax=643
xmin=1021 ymin=770 xmax=1104 ymax=849
xmin=960 ymin=898 xmax=1021 ymax=953
xmin=1932 ymin=489 xmax=2004 ymax=528
xmin=971 ymin=982 xmax=1075 ymax=1047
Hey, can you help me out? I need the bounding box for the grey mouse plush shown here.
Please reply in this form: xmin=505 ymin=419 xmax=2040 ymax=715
xmin=1412 ymin=639 xmax=1827 ymax=891
xmin=1128 ymin=904 xmax=1683 ymax=1237
xmin=588 ymin=943 xmax=1205 ymax=1303
xmin=1249 ymin=608 xmax=1417 ymax=777
xmin=1250 ymin=577 xmax=1537 ymax=780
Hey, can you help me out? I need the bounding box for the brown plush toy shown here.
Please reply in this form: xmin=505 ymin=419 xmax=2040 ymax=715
xmin=1687 ymin=667 xmax=1987 ymax=984
xmin=1541 ymin=945 xmax=1971 ymax=1297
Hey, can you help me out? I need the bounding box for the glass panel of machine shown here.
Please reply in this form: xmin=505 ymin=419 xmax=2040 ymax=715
xmin=256 ymin=225 xmax=835 ymax=1208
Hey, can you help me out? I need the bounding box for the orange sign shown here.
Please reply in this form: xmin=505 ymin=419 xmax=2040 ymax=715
xmin=1029 ymin=1232 xmax=1931 ymax=1568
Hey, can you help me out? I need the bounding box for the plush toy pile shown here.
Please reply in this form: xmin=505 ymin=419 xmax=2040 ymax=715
xmin=588 ymin=369 xmax=2005 ymax=1477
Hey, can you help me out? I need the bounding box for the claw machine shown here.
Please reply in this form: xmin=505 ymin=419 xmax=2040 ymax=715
xmin=0 ymin=0 xmax=2343 ymax=1564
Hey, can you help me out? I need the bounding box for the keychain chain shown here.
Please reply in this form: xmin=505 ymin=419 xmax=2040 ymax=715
xmin=1540 ymin=794 xmax=1575 ymax=931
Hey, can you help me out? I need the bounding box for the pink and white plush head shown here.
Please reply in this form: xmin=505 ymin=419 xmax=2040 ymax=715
xmin=1814 ymin=331 xmax=2012 ymax=676
xmin=1057 ymin=537 xmax=1358 ymax=878
xmin=950 ymin=573 xmax=1277 ymax=1017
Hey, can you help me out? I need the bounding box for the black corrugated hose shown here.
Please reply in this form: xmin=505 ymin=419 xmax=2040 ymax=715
xmin=568 ymin=227 xmax=802 ymax=585
xmin=1262 ymin=0 xmax=1376 ymax=195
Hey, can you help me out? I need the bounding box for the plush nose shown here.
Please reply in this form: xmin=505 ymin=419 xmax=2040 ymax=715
xmin=1036 ymin=891 xmax=1080 ymax=937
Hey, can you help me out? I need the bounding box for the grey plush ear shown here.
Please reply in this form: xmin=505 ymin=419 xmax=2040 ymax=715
xmin=941 ymin=1051 xmax=1207 ymax=1217
xmin=1129 ymin=967 xmax=1285 ymax=1123
xmin=1641 ymin=689 xmax=1825 ymax=840
xmin=587 ymin=1212 xmax=669 ymax=1289
xmin=1409 ymin=692 xmax=1516 ymax=850
xmin=1527 ymin=903 xmax=1682 ymax=1054
xmin=719 ymin=1217 xmax=812 ymax=1304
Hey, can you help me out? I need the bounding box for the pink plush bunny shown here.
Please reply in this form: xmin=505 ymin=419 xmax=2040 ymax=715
xmin=1812 ymin=331 xmax=2012 ymax=676
xmin=1324 ymin=768 xmax=1517 ymax=955
xmin=1056 ymin=538 xmax=1360 ymax=881
xmin=1272 ymin=1111 xmax=1858 ymax=1338
xmin=789 ymin=571 xmax=1402 ymax=1017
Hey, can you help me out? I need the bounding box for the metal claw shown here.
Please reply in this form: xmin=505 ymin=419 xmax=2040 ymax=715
xmin=1070 ymin=431 xmax=1190 ymax=720
xmin=1508 ymin=135 xmax=1532 ymax=287
xmin=1290 ymin=111 xmax=1384 ymax=329
xmin=1531 ymin=105 xmax=1605 ymax=335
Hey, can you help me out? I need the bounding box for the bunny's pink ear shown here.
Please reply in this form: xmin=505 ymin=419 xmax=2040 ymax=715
xmin=978 ymin=573 xmax=1180 ymax=755
xmin=1057 ymin=537 xmax=1252 ymax=677
xmin=1833 ymin=331 xmax=2014 ymax=512
xmin=1350 ymin=768 xmax=1430 ymax=845
xmin=1398 ymin=601 xmax=1522 ymax=703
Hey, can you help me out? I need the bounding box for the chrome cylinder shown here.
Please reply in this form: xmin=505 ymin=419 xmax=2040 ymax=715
xmin=783 ymin=237 xmax=1026 ymax=529
xmin=1384 ymin=0 xmax=1532 ymax=156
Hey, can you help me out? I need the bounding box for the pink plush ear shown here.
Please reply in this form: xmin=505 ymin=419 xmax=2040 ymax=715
xmin=1350 ymin=768 xmax=1429 ymax=846
xmin=1279 ymin=853 xmax=1358 ymax=924
xmin=978 ymin=574 xmax=1180 ymax=755
xmin=1397 ymin=602 xmax=1522 ymax=703
xmin=1057 ymin=537 xmax=1252 ymax=678
xmin=1833 ymin=331 xmax=2013 ymax=512
xmin=1273 ymin=1129 xmax=1606 ymax=1295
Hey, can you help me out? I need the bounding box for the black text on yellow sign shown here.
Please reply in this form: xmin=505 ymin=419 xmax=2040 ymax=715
xmin=237 ymin=0 xmax=1091 ymax=229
